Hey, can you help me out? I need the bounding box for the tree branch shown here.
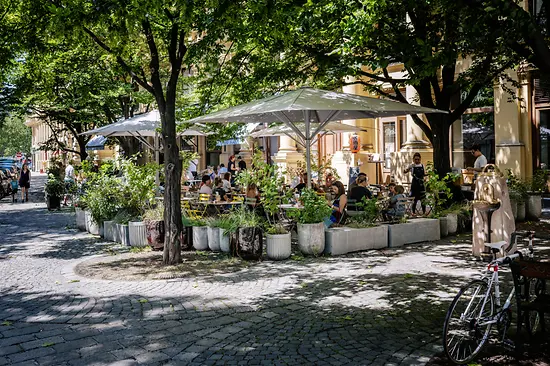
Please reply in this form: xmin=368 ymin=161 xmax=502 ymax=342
xmin=141 ymin=19 xmax=164 ymax=107
xmin=411 ymin=114 xmax=433 ymax=142
xmin=357 ymin=69 xmax=410 ymax=84
xmin=82 ymin=26 xmax=155 ymax=96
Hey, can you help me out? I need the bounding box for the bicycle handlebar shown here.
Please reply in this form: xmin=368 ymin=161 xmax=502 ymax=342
xmin=498 ymin=231 xmax=535 ymax=265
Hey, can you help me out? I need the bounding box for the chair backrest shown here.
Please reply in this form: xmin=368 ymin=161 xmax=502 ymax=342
xmin=199 ymin=193 xmax=211 ymax=202
xmin=232 ymin=195 xmax=244 ymax=202
xmin=346 ymin=198 xmax=358 ymax=211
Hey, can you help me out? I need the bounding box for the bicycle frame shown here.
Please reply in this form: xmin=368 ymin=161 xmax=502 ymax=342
xmin=476 ymin=264 xmax=515 ymax=327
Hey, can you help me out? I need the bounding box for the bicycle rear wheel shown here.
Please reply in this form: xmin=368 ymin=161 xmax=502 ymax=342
xmin=443 ymin=280 xmax=494 ymax=364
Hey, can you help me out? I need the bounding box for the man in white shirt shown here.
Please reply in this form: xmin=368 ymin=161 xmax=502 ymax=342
xmin=468 ymin=144 xmax=487 ymax=172
xmin=199 ymin=175 xmax=213 ymax=195
xmin=63 ymin=161 xmax=76 ymax=206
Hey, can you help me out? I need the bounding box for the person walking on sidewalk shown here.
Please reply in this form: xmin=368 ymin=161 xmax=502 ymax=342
xmin=18 ymin=163 xmax=31 ymax=202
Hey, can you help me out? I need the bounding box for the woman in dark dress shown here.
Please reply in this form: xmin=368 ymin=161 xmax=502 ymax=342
xmin=18 ymin=163 xmax=30 ymax=203
xmin=404 ymin=153 xmax=426 ymax=215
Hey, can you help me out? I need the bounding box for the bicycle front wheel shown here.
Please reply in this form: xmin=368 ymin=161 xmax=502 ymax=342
xmin=443 ymin=280 xmax=495 ymax=364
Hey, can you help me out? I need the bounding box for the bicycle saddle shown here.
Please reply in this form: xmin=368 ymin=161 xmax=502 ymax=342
xmin=484 ymin=241 xmax=508 ymax=251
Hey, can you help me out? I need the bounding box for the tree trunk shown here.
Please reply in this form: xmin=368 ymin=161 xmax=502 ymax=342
xmin=428 ymin=115 xmax=451 ymax=177
xmin=77 ymin=136 xmax=88 ymax=161
xmin=160 ymin=101 xmax=183 ymax=265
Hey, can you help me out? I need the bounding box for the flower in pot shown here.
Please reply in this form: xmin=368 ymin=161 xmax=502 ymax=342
xmin=506 ymin=169 xmax=528 ymax=222
xmin=44 ymin=174 xmax=64 ymax=211
xmin=143 ymin=205 xmax=165 ymax=250
xmin=424 ymin=163 xmax=454 ymax=237
xmin=288 ymin=188 xmax=332 ymax=256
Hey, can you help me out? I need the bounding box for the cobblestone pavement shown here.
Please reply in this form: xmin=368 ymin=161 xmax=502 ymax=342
xmin=0 ymin=178 xmax=532 ymax=365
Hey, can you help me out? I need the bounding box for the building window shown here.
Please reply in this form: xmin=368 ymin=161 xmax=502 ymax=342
xmin=399 ymin=118 xmax=406 ymax=148
xmin=383 ymin=122 xmax=396 ymax=169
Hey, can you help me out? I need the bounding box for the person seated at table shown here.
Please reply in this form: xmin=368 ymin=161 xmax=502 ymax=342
xmin=349 ymin=175 xmax=372 ymax=206
xmin=382 ymin=185 xmax=406 ymax=221
xmin=324 ymin=172 xmax=335 ymax=189
xmin=349 ymin=172 xmax=367 ymax=191
xmin=213 ymin=177 xmax=229 ymax=201
xmin=324 ymin=181 xmax=347 ymax=227
xmin=294 ymin=173 xmax=308 ymax=192
xmin=222 ymin=172 xmax=232 ymax=191
xmin=219 ymin=163 xmax=228 ymax=174
xmin=199 ymin=175 xmax=212 ymax=195
xmin=246 ymin=183 xmax=261 ymax=205
xmin=210 ymin=166 xmax=219 ymax=181
xmin=386 ymin=182 xmax=396 ymax=197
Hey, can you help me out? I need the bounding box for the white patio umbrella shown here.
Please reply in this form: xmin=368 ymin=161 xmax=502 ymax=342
xmin=183 ymin=87 xmax=447 ymax=187
xmin=250 ymin=121 xmax=367 ymax=148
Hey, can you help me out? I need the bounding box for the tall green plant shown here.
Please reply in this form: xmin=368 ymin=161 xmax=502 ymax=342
xmin=83 ymin=175 xmax=122 ymax=223
xmin=347 ymin=197 xmax=380 ymax=228
xmin=424 ymin=162 xmax=455 ymax=218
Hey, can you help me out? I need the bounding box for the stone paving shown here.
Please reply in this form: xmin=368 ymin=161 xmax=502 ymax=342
xmin=0 ymin=176 xmax=539 ymax=365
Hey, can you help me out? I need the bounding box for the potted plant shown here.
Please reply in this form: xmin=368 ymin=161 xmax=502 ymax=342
xmin=228 ymin=206 xmax=264 ymax=260
xmin=82 ymin=174 xmax=121 ymax=237
xmin=424 ymin=162 xmax=454 ymax=237
xmin=258 ymin=161 xmax=293 ymax=260
xmin=288 ymin=188 xmax=332 ymax=256
xmin=190 ymin=218 xmax=208 ymax=250
xmin=506 ymin=169 xmax=528 ymax=221
xmin=143 ymin=205 xmax=164 ymax=250
xmin=44 ymin=174 xmax=64 ymax=211
xmin=113 ymin=210 xmax=134 ymax=246
xmin=74 ymin=198 xmax=87 ymax=231
xmin=206 ymin=217 xmax=221 ymax=252
xmin=526 ymin=169 xmax=547 ymax=220
xmin=215 ymin=215 xmax=233 ymax=253
xmin=181 ymin=216 xmax=194 ymax=250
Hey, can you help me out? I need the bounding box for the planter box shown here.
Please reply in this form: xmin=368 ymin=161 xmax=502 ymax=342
xmin=297 ymin=222 xmax=325 ymax=256
xmin=266 ymin=233 xmax=291 ymax=260
xmin=234 ymin=227 xmax=263 ymax=260
xmin=207 ymin=227 xmax=221 ymax=252
xmin=527 ymin=194 xmax=542 ymax=220
xmin=325 ymin=225 xmax=388 ymax=256
xmin=128 ymin=221 xmax=148 ymax=247
xmin=116 ymin=223 xmax=130 ymax=246
xmin=447 ymin=213 xmax=458 ymax=235
xmin=104 ymin=221 xmax=116 ymax=242
xmin=517 ymin=201 xmax=526 ymax=222
xmin=388 ymin=218 xmax=440 ymax=248
xmin=219 ymin=229 xmax=231 ymax=253
xmin=440 ymin=217 xmax=449 ymax=237
xmin=75 ymin=207 xmax=87 ymax=231
xmin=193 ymin=226 xmax=208 ymax=250
xmin=145 ymin=220 xmax=164 ymax=250
xmin=85 ymin=210 xmax=100 ymax=235
xmin=46 ymin=195 xmax=61 ymax=211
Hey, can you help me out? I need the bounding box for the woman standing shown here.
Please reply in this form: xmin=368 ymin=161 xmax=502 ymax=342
xmin=404 ymin=153 xmax=426 ymax=215
xmin=18 ymin=163 xmax=30 ymax=203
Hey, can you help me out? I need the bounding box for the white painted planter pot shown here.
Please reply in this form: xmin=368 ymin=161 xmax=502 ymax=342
xmin=510 ymin=200 xmax=518 ymax=221
xmin=85 ymin=210 xmax=100 ymax=235
xmin=446 ymin=213 xmax=458 ymax=235
xmin=526 ymin=194 xmax=542 ymax=220
xmin=207 ymin=227 xmax=221 ymax=252
xmin=103 ymin=221 xmax=116 ymax=241
xmin=75 ymin=207 xmax=87 ymax=231
xmin=116 ymin=224 xmax=130 ymax=246
xmin=439 ymin=217 xmax=449 ymax=237
xmin=266 ymin=232 xmax=291 ymax=260
xmin=297 ymin=222 xmax=325 ymax=256
xmin=517 ymin=201 xmax=526 ymax=222
xmin=325 ymin=225 xmax=388 ymax=255
xmin=128 ymin=221 xmax=148 ymax=247
xmin=219 ymin=229 xmax=231 ymax=253
xmin=193 ymin=226 xmax=209 ymax=250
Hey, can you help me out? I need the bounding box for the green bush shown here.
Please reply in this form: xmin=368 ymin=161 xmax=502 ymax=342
xmin=346 ymin=197 xmax=380 ymax=228
xmin=83 ymin=175 xmax=122 ymax=223
xmin=44 ymin=174 xmax=64 ymax=198
xmin=287 ymin=188 xmax=332 ymax=224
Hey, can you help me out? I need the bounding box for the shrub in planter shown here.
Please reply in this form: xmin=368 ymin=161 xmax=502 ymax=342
xmin=507 ymin=170 xmax=528 ymax=222
xmin=288 ymin=189 xmax=332 ymax=256
xmin=189 ymin=219 xmax=208 ymax=250
xmin=44 ymin=174 xmax=64 ymax=211
xmin=227 ymin=206 xmax=264 ymax=260
xmin=214 ymin=215 xmax=233 ymax=253
xmin=143 ymin=205 xmax=164 ymax=250
xmin=82 ymin=175 xmax=121 ymax=235
xmin=113 ymin=210 xmax=134 ymax=246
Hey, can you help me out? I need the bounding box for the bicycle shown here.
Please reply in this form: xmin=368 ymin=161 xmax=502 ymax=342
xmin=442 ymin=231 xmax=535 ymax=364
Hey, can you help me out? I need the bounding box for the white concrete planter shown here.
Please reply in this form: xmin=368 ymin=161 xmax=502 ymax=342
xmin=193 ymin=226 xmax=209 ymax=250
xmin=526 ymin=194 xmax=542 ymax=220
xmin=517 ymin=201 xmax=526 ymax=221
xmin=85 ymin=210 xmax=100 ymax=235
xmin=297 ymin=222 xmax=325 ymax=256
xmin=325 ymin=225 xmax=388 ymax=256
xmin=266 ymin=233 xmax=291 ymax=260
xmin=439 ymin=217 xmax=449 ymax=237
xmin=104 ymin=221 xmax=116 ymax=242
xmin=219 ymin=229 xmax=231 ymax=253
xmin=510 ymin=200 xmax=518 ymax=221
xmin=207 ymin=227 xmax=221 ymax=252
xmin=128 ymin=221 xmax=148 ymax=247
xmin=388 ymin=218 xmax=440 ymax=248
xmin=446 ymin=213 xmax=458 ymax=235
xmin=116 ymin=223 xmax=130 ymax=246
xmin=75 ymin=207 xmax=87 ymax=231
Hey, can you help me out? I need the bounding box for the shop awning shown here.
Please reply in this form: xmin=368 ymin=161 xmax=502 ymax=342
xmin=85 ymin=135 xmax=107 ymax=151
